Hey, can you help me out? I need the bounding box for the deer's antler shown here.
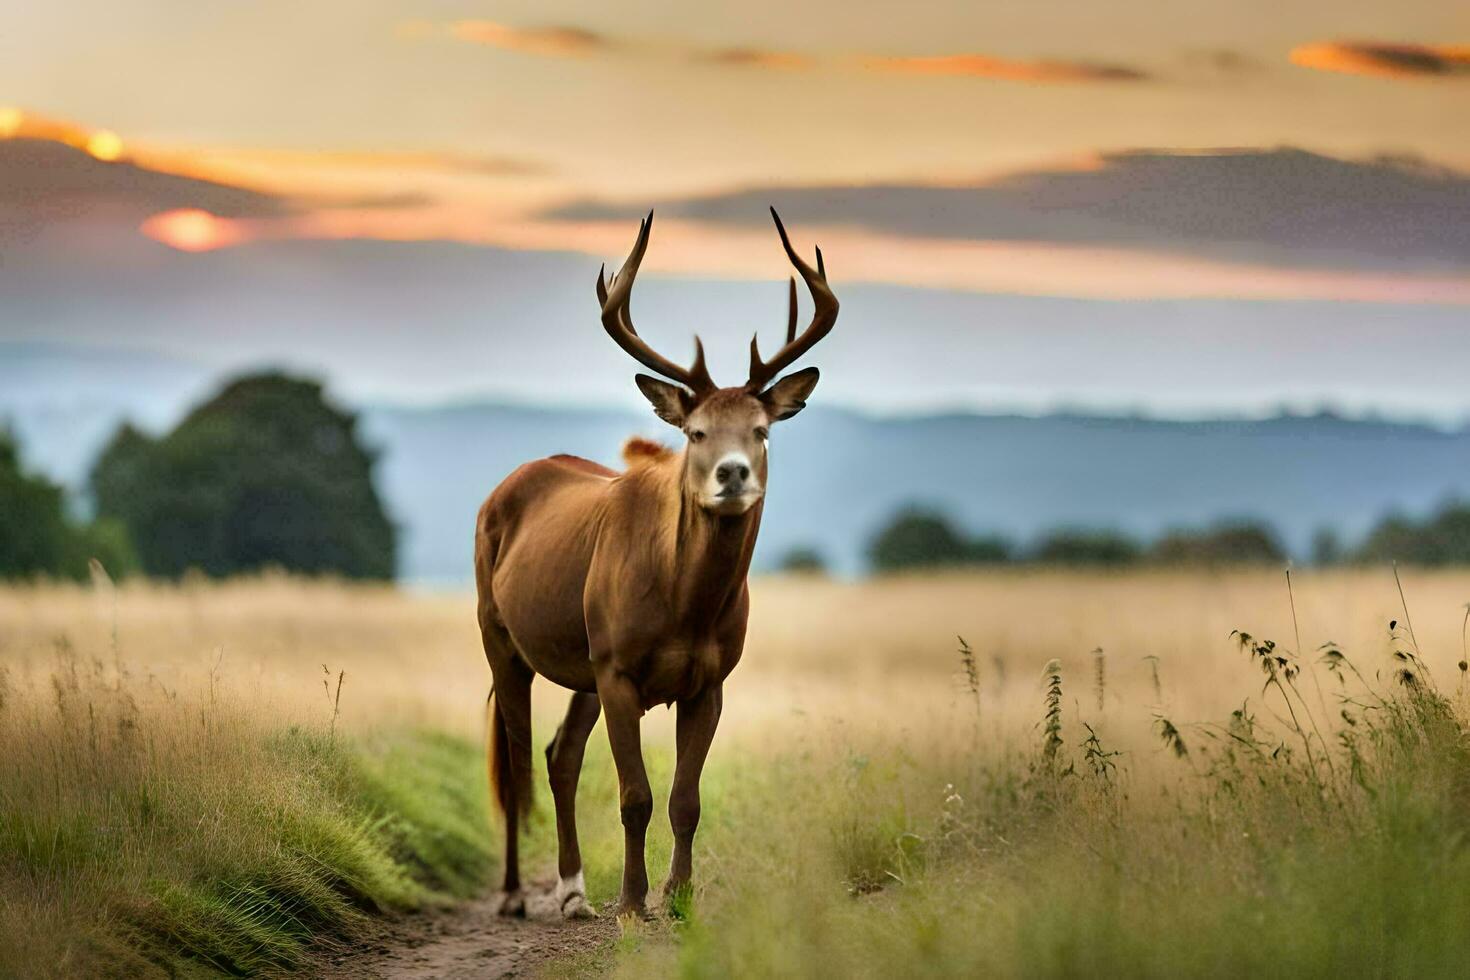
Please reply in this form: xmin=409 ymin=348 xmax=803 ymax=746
xmin=746 ymin=208 xmax=840 ymax=390
xmin=597 ymin=211 xmax=716 ymax=394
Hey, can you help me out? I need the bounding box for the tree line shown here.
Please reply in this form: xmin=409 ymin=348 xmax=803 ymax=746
xmin=784 ymin=503 xmax=1470 ymax=574
xmin=4 ymin=372 xmax=1469 ymax=582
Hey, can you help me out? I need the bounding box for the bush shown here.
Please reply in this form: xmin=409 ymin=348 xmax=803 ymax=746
xmin=1357 ymin=502 xmax=1470 ymax=565
xmin=91 ymin=373 xmax=396 ymax=580
xmin=1149 ymin=520 xmax=1285 ymax=566
xmin=778 ymin=546 xmax=828 ymax=575
xmin=1310 ymin=526 xmax=1343 ymax=566
xmin=1030 ymin=528 xmax=1139 ymax=566
xmin=867 ymin=507 xmax=1011 ymax=572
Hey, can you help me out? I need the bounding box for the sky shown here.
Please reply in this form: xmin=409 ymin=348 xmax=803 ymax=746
xmin=2 ymin=1 xmax=1468 ymax=418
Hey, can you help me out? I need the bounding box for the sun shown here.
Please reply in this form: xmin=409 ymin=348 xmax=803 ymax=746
xmin=140 ymin=208 xmax=240 ymax=252
xmin=0 ymin=106 xmax=22 ymax=138
xmin=85 ymin=129 xmax=124 ymax=161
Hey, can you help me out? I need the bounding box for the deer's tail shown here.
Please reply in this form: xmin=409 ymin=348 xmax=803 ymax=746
xmin=487 ymin=688 xmax=532 ymax=820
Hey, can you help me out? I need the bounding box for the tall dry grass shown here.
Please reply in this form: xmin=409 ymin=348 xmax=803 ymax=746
xmin=4 ymin=567 xmax=1470 ymax=976
xmin=5 ymin=566 xmax=1465 ymax=742
xmin=597 ymin=569 xmax=1470 ymax=978
xmin=0 ymin=576 xmax=496 ymax=976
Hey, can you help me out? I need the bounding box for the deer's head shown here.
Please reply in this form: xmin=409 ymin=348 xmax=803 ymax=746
xmin=598 ymin=210 xmax=839 ymax=517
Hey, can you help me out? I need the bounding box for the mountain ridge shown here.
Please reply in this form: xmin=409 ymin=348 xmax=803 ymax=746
xmin=6 ymin=342 xmax=1470 ymax=582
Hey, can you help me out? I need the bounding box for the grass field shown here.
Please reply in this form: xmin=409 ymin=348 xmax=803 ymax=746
xmin=2 ymin=568 xmax=1469 ymax=976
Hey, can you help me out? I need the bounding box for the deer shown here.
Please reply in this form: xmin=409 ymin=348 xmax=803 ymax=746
xmin=473 ymin=208 xmax=838 ymax=919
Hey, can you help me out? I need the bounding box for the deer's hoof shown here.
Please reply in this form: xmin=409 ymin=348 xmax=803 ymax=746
xmin=496 ymin=889 xmax=526 ymax=917
xmin=556 ymin=871 xmax=596 ymax=919
xmin=561 ymin=893 xmax=597 ymax=919
xmin=611 ymin=899 xmax=649 ymax=920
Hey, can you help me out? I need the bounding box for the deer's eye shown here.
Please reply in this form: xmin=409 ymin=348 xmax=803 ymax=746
xmin=755 ymin=426 xmax=769 ymax=441
xmin=689 ymin=429 xmax=706 ymax=443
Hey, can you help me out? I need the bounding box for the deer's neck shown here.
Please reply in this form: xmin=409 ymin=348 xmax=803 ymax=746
xmin=664 ymin=466 xmax=760 ymax=623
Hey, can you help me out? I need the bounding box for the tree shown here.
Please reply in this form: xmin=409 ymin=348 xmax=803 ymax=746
xmin=0 ymin=431 xmax=70 ymax=579
xmin=1150 ymin=520 xmax=1285 ymax=566
xmin=1357 ymin=502 xmax=1470 ymax=566
xmin=1310 ymin=527 xmax=1343 ymax=567
xmin=91 ymin=373 xmax=396 ymax=580
xmin=0 ymin=430 xmax=137 ymax=581
xmin=777 ymin=545 xmax=828 ymax=575
xmin=1355 ymin=513 xmax=1419 ymax=565
xmin=1030 ymin=528 xmax=1140 ymax=566
xmin=867 ymin=506 xmax=1012 ymax=572
xmin=1425 ymin=504 xmax=1470 ymax=564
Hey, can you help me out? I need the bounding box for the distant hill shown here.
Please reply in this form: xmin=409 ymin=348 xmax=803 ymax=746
xmin=363 ymin=402 xmax=1470 ymax=582
xmin=6 ymin=343 xmax=1469 ymax=583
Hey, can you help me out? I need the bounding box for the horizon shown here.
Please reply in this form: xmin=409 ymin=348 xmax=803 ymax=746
xmin=9 ymin=337 xmax=1470 ymax=433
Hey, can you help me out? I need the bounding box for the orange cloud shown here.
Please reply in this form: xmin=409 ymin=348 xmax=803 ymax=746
xmin=3 ymin=108 xmax=560 ymax=238
xmin=447 ymin=20 xmax=813 ymax=71
xmin=694 ymin=48 xmax=812 ymax=71
xmin=176 ymin=147 xmax=548 ymax=179
xmin=451 ymin=21 xmax=608 ymax=57
xmin=865 ymin=54 xmax=1147 ymax=83
xmin=1290 ymin=41 xmax=1470 ymax=79
xmin=0 ymin=107 xmax=130 ymax=162
xmin=438 ymin=21 xmax=1138 ymax=83
xmin=218 ymin=210 xmax=1470 ymax=304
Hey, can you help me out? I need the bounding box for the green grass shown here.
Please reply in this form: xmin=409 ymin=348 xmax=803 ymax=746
xmin=0 ymin=654 xmax=497 ymax=978
xmin=587 ymin=651 xmax=1470 ymax=978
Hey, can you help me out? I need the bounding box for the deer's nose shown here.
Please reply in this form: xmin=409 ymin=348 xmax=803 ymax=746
xmin=716 ymin=461 xmax=750 ymax=487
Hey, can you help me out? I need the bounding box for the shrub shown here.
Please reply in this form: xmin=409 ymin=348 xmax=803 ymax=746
xmin=1357 ymin=501 xmax=1470 ymax=565
xmin=778 ymin=546 xmax=828 ymax=575
xmin=867 ymin=507 xmax=1012 ymax=572
xmin=1030 ymin=528 xmax=1139 ymax=566
xmin=1149 ymin=520 xmax=1285 ymax=566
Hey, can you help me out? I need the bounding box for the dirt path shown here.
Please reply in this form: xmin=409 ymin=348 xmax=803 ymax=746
xmin=323 ymin=880 xmax=617 ymax=979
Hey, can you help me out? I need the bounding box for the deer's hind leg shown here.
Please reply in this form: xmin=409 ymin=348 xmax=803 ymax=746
xmin=481 ymin=618 xmax=535 ymax=917
xmin=545 ymin=691 xmax=601 ymax=918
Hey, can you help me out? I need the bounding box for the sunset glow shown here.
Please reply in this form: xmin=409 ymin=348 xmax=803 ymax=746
xmin=2 ymin=0 xmax=1469 ymax=425
xmin=3 ymin=0 xmax=1465 ymax=308
xmin=864 ymin=54 xmax=1145 ymax=83
xmin=85 ymin=129 xmax=123 ymax=161
xmin=452 ymin=21 xmax=604 ymax=58
xmin=140 ymin=209 xmax=243 ymax=252
xmin=0 ymin=108 xmax=92 ymax=148
xmin=1290 ymin=41 xmax=1470 ymax=79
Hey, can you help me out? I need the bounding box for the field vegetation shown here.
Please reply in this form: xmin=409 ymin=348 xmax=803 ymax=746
xmin=3 ymin=568 xmax=1470 ymax=976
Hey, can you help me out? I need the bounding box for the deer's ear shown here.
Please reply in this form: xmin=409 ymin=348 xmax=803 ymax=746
xmin=635 ymin=374 xmax=694 ymax=428
xmin=760 ymin=367 xmax=820 ymax=422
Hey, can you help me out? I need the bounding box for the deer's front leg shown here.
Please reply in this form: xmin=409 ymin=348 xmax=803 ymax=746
xmin=664 ymin=684 xmax=722 ymax=906
xmin=597 ymin=670 xmax=652 ymax=916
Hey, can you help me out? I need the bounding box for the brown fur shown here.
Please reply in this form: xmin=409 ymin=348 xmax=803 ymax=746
xmin=621 ymin=436 xmax=673 ymax=465
xmin=474 ymin=394 xmax=767 ymax=915
xmin=475 ymin=210 xmax=836 ymax=916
